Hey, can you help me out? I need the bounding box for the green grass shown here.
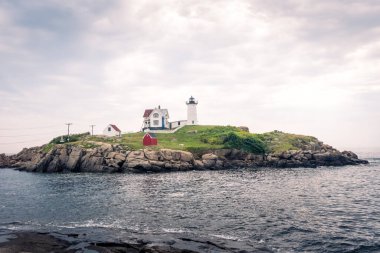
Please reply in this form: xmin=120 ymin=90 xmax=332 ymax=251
xmin=45 ymin=126 xmax=320 ymax=155
xmin=261 ymin=130 xmax=318 ymax=153
xmin=42 ymin=143 xmax=55 ymax=153
xmin=117 ymin=125 xmax=266 ymax=154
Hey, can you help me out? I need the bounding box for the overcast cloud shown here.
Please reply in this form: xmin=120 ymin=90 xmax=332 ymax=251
xmin=0 ymin=0 xmax=379 ymax=153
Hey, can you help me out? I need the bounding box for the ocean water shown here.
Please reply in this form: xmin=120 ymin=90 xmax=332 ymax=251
xmin=0 ymin=158 xmax=379 ymax=252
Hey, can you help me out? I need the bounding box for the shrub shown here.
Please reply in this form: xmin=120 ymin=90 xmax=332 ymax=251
xmin=49 ymin=132 xmax=90 ymax=144
xmin=223 ymin=132 xmax=266 ymax=154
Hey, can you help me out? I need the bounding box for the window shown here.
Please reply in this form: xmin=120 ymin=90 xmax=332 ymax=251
xmin=153 ymin=113 xmax=159 ymax=118
xmin=192 ymin=121 xmax=194 ymax=124
xmin=153 ymin=120 xmax=159 ymax=126
xmin=108 ymin=127 xmax=111 ymax=131
xmin=178 ymin=121 xmax=181 ymax=125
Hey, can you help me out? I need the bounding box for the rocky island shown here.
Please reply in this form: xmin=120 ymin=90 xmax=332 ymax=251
xmin=0 ymin=126 xmax=368 ymax=173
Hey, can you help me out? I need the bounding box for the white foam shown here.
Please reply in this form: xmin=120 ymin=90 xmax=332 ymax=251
xmin=210 ymin=234 xmax=241 ymax=241
xmin=162 ymin=228 xmax=189 ymax=233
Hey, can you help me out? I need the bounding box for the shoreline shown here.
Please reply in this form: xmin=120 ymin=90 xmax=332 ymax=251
xmin=0 ymin=144 xmax=369 ymax=173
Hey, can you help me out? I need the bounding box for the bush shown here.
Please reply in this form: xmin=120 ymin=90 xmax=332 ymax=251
xmin=223 ymin=132 xmax=266 ymax=154
xmin=198 ymin=126 xmax=267 ymax=154
xmin=49 ymin=132 xmax=90 ymax=144
xmin=199 ymin=126 xmax=240 ymax=145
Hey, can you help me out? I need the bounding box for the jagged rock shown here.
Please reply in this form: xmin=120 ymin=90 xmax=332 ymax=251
xmin=0 ymin=153 xmax=11 ymax=167
xmin=342 ymin=150 xmax=358 ymax=159
xmin=144 ymin=150 xmax=160 ymax=161
xmin=4 ymin=141 xmax=368 ymax=173
xmin=212 ymin=149 xmax=232 ymax=157
xmin=201 ymin=153 xmax=218 ymax=168
xmin=202 ymin=158 xmax=216 ymax=168
xmin=201 ymin=153 xmax=218 ymax=160
xmin=128 ymin=151 xmax=145 ymax=160
xmin=179 ymin=151 xmax=193 ymax=162
xmin=194 ymin=160 xmax=204 ymax=169
xmin=66 ymin=147 xmax=83 ymax=171
xmin=215 ymin=159 xmax=225 ymax=168
xmin=149 ymin=161 xmax=166 ymax=167
xmin=126 ymin=159 xmax=150 ymax=170
xmin=246 ymin=153 xmax=264 ymax=161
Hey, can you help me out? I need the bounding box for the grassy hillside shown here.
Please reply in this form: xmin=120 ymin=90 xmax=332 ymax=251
xmin=261 ymin=130 xmax=319 ymax=153
xmin=46 ymin=125 xmax=320 ymax=154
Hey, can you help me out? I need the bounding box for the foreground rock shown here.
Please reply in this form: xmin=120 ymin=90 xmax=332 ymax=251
xmin=0 ymin=141 xmax=368 ymax=173
xmin=0 ymin=231 xmax=239 ymax=253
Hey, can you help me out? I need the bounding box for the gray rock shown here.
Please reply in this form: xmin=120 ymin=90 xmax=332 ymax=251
xmin=9 ymin=142 xmax=368 ymax=173
xmin=144 ymin=150 xmax=160 ymax=161
xmin=201 ymin=153 xmax=218 ymax=160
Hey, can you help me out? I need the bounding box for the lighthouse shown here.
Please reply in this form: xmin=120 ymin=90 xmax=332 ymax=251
xmin=186 ymin=96 xmax=198 ymax=125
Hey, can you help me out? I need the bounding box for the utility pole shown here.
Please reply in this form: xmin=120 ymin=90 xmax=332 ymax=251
xmin=90 ymin=125 xmax=96 ymax=136
xmin=65 ymin=123 xmax=72 ymax=142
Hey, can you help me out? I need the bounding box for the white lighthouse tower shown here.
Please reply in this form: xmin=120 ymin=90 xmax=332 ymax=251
xmin=186 ymin=96 xmax=198 ymax=125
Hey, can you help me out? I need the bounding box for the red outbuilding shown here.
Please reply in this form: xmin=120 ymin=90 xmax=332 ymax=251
xmin=143 ymin=133 xmax=158 ymax=146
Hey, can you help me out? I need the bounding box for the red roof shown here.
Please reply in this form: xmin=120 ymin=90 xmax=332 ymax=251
xmin=144 ymin=133 xmax=157 ymax=138
xmin=110 ymin=124 xmax=121 ymax=132
xmin=143 ymin=133 xmax=158 ymax=145
xmin=143 ymin=109 xmax=153 ymax=117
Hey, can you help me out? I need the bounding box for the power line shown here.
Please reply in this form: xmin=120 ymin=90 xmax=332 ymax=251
xmin=0 ymin=124 xmax=63 ymax=131
xmin=0 ymin=131 xmax=63 ymax=138
xmin=0 ymin=138 xmax=50 ymax=145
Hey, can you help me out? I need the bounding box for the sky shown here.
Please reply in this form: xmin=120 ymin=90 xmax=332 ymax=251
xmin=0 ymin=0 xmax=379 ymax=154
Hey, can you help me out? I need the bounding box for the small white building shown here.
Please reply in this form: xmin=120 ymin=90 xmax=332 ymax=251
xmin=169 ymin=120 xmax=187 ymax=129
xmin=142 ymin=106 xmax=170 ymax=131
xmin=103 ymin=124 xmax=121 ymax=137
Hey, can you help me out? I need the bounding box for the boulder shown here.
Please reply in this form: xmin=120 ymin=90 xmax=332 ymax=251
xmin=342 ymin=150 xmax=358 ymax=159
xmin=0 ymin=153 xmax=11 ymax=168
xmin=201 ymin=153 xmax=218 ymax=160
xmin=180 ymin=151 xmax=193 ymax=163
xmin=246 ymin=153 xmax=264 ymax=161
xmin=194 ymin=160 xmax=204 ymax=169
xmin=144 ymin=150 xmax=161 ymax=161
xmin=66 ymin=147 xmax=83 ymax=171
xmin=160 ymin=149 xmax=174 ymax=160
xmin=202 ymin=159 xmax=216 ymax=168
xmin=127 ymin=151 xmax=145 ymax=160
xmin=212 ymin=149 xmax=232 ymax=157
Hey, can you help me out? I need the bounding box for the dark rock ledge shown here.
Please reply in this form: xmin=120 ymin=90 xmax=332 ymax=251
xmin=0 ymin=142 xmax=368 ymax=173
xmin=0 ymin=231 xmax=243 ymax=253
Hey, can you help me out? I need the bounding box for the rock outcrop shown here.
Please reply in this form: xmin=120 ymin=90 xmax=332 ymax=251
xmin=0 ymin=153 xmax=12 ymax=167
xmin=0 ymin=231 xmax=235 ymax=253
xmin=0 ymin=141 xmax=368 ymax=173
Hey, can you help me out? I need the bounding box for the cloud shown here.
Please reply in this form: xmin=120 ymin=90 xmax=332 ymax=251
xmin=0 ymin=0 xmax=379 ymax=153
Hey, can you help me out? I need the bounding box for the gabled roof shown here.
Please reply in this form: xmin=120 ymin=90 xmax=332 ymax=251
xmin=143 ymin=109 xmax=153 ymax=117
xmin=143 ymin=108 xmax=169 ymax=118
xmin=145 ymin=132 xmax=157 ymax=138
xmin=110 ymin=124 xmax=121 ymax=132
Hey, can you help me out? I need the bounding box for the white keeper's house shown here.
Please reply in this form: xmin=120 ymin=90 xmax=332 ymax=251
xmin=103 ymin=124 xmax=122 ymax=137
xmin=142 ymin=96 xmax=198 ymax=132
